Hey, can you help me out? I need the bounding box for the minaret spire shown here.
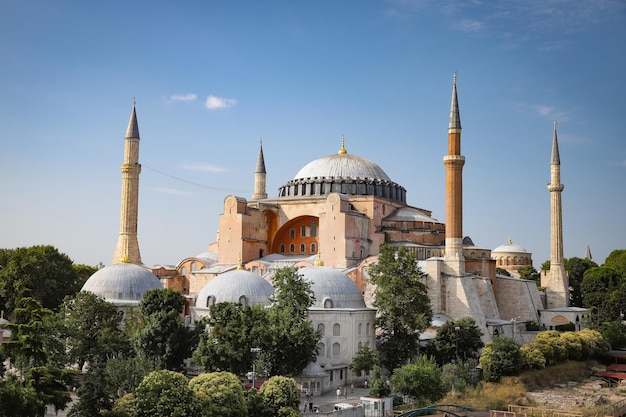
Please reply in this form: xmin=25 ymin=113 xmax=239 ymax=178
xmin=542 ymin=120 xmax=568 ymax=307
xmin=443 ymin=73 xmax=466 ymax=275
xmin=252 ymin=138 xmax=268 ymax=200
xmin=338 ymin=134 xmax=347 ymax=155
xmin=112 ymin=101 xmax=143 ymax=265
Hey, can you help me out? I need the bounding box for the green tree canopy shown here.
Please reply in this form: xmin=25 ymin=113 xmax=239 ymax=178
xmin=390 ymin=355 xmax=446 ymax=407
xmin=133 ymin=288 xmax=200 ymax=371
xmin=0 ymin=246 xmax=85 ymax=316
xmin=58 ymin=291 xmax=127 ymax=369
xmin=0 ymin=373 xmax=41 ymax=417
xmin=262 ymin=267 xmax=319 ymax=376
xmin=349 ymin=345 xmax=379 ymax=377
xmin=604 ymin=249 xmax=626 ymax=277
xmin=132 ymin=370 xmax=202 ymax=417
xmin=189 ymin=372 xmax=246 ymax=417
xmin=433 ymin=317 xmax=484 ymax=364
xmin=259 ymin=376 xmax=299 ymax=415
xmin=192 ymin=303 xmax=266 ymax=375
xmin=517 ymin=265 xmax=540 ymax=285
xmin=479 ymin=337 xmax=521 ymax=382
xmin=368 ymin=364 xmax=390 ymax=398
xmin=368 ymin=245 xmax=432 ymax=370
xmin=564 ymin=257 xmax=597 ymax=307
xmin=581 ymin=266 xmax=623 ymax=323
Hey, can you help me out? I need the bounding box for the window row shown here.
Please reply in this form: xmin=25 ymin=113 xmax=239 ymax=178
xmin=279 ymin=243 xmax=317 ymax=253
xmin=317 ymin=322 xmax=371 ymax=336
xmin=288 ymin=221 xmax=317 ymax=239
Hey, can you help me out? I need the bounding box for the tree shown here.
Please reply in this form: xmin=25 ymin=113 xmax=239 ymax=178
xmin=368 ymin=365 xmax=390 ymax=398
xmin=58 ymin=291 xmax=127 ymax=369
xmin=189 ymin=372 xmax=246 ymax=417
xmin=581 ymin=266 xmax=623 ymax=323
xmin=433 ymin=317 xmax=484 ymax=364
xmin=541 ymin=260 xmax=551 ymax=271
xmin=0 ymin=246 xmax=84 ymax=316
xmin=192 ymin=303 xmax=265 ymax=375
xmin=496 ymin=268 xmax=511 ymax=277
xmin=1 ymin=297 xmax=53 ymax=375
xmin=390 ymin=356 xmax=446 ymax=407
xmin=604 ymin=249 xmax=626 ymax=278
xmin=68 ymin=362 xmax=113 ymax=417
xmin=517 ymin=265 xmax=540 ymax=285
xmin=0 ymin=373 xmax=41 ymax=417
xmin=368 ymin=245 xmax=432 ymax=370
xmin=262 ymin=267 xmax=319 ymax=376
xmin=350 ymin=345 xmax=379 ymax=377
xmin=26 ymin=365 xmax=75 ymax=415
xmin=259 ymin=376 xmax=299 ymax=416
xmin=479 ymin=337 xmax=521 ymax=382
xmin=132 ymin=370 xmax=202 ymax=417
xmin=133 ymin=288 xmax=200 ymax=371
xmin=564 ymin=257 xmax=597 ymax=307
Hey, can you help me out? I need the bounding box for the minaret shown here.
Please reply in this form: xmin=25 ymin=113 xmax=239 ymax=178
xmin=585 ymin=245 xmax=593 ymax=262
xmin=443 ymin=73 xmax=465 ymax=276
xmin=543 ymin=120 xmax=568 ymax=307
xmin=252 ymin=139 xmax=267 ymax=200
xmin=112 ymin=101 xmax=142 ymax=265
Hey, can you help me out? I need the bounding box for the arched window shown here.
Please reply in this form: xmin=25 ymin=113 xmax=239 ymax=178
xmin=300 ymin=243 xmax=306 ymax=253
xmin=181 ymin=266 xmax=187 ymax=276
xmin=280 ymin=244 xmax=285 ymax=253
xmin=358 ymin=323 xmax=362 ymax=335
xmin=324 ymin=298 xmax=333 ymax=308
xmin=319 ymin=342 xmax=326 ymax=357
xmin=239 ymin=295 xmax=247 ymax=306
xmin=366 ymin=323 xmax=370 ymax=335
xmin=317 ymin=323 xmax=325 ymax=336
xmin=190 ymin=261 xmax=196 ymax=271
xmin=289 ymin=243 xmax=295 ymax=252
xmin=289 ymin=228 xmax=296 ymax=239
xmin=207 ymin=295 xmax=215 ymax=307
xmin=332 ymin=342 xmax=340 ymax=356
xmin=311 ymin=221 xmax=317 ymax=237
xmin=301 ymin=225 xmax=306 ymax=237
xmin=333 ymin=323 xmax=340 ymax=336
xmin=358 ymin=341 xmax=362 ymax=349
xmin=311 ymin=243 xmax=317 ymax=253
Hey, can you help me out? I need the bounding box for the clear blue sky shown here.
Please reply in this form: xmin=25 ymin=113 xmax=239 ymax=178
xmin=1 ymin=1 xmax=624 ymax=268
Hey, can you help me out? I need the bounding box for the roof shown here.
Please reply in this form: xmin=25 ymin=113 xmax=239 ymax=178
xmin=294 ymin=152 xmax=391 ymax=182
xmin=298 ymin=266 xmax=366 ymax=309
xmin=383 ymin=206 xmax=439 ymax=223
xmin=196 ymin=269 xmax=274 ymax=307
xmin=81 ymin=263 xmax=162 ymax=304
xmin=492 ymin=237 xmax=529 ymax=254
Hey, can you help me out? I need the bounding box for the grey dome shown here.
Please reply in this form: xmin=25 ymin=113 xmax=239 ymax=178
xmin=197 ymin=269 xmax=274 ymax=308
xmin=82 ymin=263 xmax=162 ymax=303
xmin=493 ymin=238 xmax=529 ymax=254
xmin=294 ymin=153 xmax=391 ymax=182
xmin=298 ymin=266 xmax=365 ymax=309
xmin=278 ymin=147 xmax=406 ymax=203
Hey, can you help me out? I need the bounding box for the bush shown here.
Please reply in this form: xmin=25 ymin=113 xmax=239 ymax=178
xmin=479 ymin=337 xmax=521 ymax=382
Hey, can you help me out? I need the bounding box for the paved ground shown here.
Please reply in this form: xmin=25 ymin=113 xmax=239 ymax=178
xmin=299 ymin=385 xmax=371 ymax=414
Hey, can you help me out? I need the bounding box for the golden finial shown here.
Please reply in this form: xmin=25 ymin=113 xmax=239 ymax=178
xmin=338 ymin=134 xmax=347 ymax=155
xmin=237 ymin=255 xmax=244 ymax=270
xmin=314 ymin=251 xmax=324 ymax=267
xmin=120 ymin=249 xmax=130 ymax=263
xmin=508 ymin=236 xmax=512 ymax=245
xmin=454 ymin=71 xmax=457 ymax=84
xmin=133 ymin=97 xmax=136 ymax=107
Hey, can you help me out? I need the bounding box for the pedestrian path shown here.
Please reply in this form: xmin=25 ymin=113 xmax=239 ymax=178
xmin=299 ymin=385 xmax=370 ymax=414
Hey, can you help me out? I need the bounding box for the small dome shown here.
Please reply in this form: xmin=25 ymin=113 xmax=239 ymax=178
xmin=298 ymin=266 xmax=365 ymax=309
xmin=492 ymin=238 xmax=528 ymax=254
xmin=81 ymin=263 xmax=162 ymax=303
xmin=197 ymin=269 xmax=274 ymax=308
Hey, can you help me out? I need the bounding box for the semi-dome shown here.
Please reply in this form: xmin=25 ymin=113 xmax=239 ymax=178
xmin=277 ymin=138 xmax=406 ymax=203
xmin=492 ymin=237 xmax=529 ymax=254
xmin=81 ymin=263 xmax=162 ymax=304
xmin=298 ymin=266 xmax=365 ymax=309
xmin=196 ymin=269 xmax=274 ymax=308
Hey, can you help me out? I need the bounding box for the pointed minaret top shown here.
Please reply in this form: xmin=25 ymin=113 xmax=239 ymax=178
xmin=585 ymin=245 xmax=593 ymax=261
xmin=338 ymin=134 xmax=347 ymax=155
xmin=314 ymin=252 xmax=324 ymax=267
xmin=125 ymin=101 xmax=140 ymax=139
xmin=449 ymin=73 xmax=461 ymax=130
xmin=551 ymin=120 xmax=560 ymax=165
xmin=255 ymin=138 xmax=266 ymax=173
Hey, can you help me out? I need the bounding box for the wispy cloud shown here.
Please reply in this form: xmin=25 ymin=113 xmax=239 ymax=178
xmin=456 ymin=19 xmax=483 ymax=33
xmin=169 ymin=93 xmax=197 ymax=102
xmin=205 ymin=95 xmax=237 ymax=110
xmin=181 ymin=162 xmax=227 ymax=173
xmin=613 ymin=159 xmax=626 ymax=168
xmin=154 ymin=187 xmax=192 ymax=196
xmin=534 ymin=105 xmax=568 ymax=122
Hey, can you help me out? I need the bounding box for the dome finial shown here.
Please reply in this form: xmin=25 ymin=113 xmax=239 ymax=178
xmin=237 ymin=255 xmax=244 ymax=270
xmin=508 ymin=236 xmax=512 ymax=244
xmin=314 ymin=251 xmax=324 ymax=267
xmin=338 ymin=134 xmax=347 ymax=155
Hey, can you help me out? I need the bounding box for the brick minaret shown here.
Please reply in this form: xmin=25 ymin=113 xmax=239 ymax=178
xmin=443 ymin=73 xmax=465 ymax=276
xmin=252 ymin=139 xmax=267 ymax=200
xmin=112 ymin=102 xmax=142 ymax=265
xmin=542 ymin=120 xmax=568 ymax=307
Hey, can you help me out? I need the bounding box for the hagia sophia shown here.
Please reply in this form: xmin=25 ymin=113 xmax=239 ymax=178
xmin=80 ymin=75 xmax=588 ymax=393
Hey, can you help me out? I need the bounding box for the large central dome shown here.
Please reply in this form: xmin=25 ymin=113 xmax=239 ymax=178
xmin=294 ymin=153 xmax=391 ymax=182
xmin=278 ymin=137 xmax=406 ymax=203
